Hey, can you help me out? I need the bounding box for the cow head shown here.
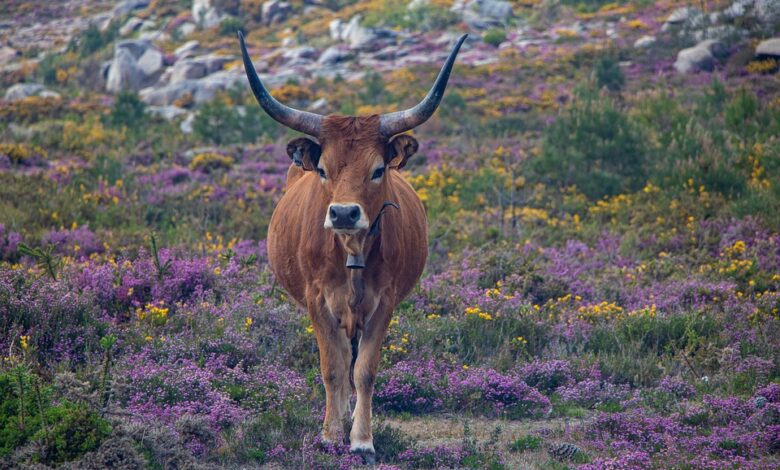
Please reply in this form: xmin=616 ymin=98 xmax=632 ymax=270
xmin=238 ymin=31 xmax=466 ymax=235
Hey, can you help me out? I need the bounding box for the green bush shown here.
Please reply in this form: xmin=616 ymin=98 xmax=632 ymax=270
xmin=483 ymin=29 xmax=507 ymax=47
xmin=594 ymin=55 xmax=625 ymax=92
xmin=509 ymin=435 xmax=543 ymax=453
xmin=107 ymin=91 xmax=147 ymax=132
xmin=530 ymin=92 xmax=648 ymax=199
xmin=193 ymin=95 xmax=278 ymax=145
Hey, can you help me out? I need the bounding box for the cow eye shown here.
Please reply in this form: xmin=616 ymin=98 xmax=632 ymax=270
xmin=317 ymin=167 xmax=327 ymax=179
xmin=371 ymin=167 xmax=385 ymax=180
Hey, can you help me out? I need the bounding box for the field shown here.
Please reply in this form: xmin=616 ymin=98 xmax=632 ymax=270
xmin=1 ymin=0 xmax=779 ymax=468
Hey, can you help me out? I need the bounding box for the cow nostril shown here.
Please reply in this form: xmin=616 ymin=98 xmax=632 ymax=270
xmin=349 ymin=207 xmax=360 ymax=222
xmin=330 ymin=207 xmax=338 ymax=220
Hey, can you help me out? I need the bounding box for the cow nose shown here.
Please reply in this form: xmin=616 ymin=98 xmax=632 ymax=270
xmin=329 ymin=204 xmax=362 ymax=229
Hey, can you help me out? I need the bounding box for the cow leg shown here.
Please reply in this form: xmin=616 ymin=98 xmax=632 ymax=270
xmin=309 ymin=302 xmax=352 ymax=444
xmin=349 ymin=299 xmax=391 ymax=459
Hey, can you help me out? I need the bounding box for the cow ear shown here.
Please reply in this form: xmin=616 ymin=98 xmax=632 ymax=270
xmin=386 ymin=134 xmax=419 ymax=170
xmin=286 ymin=137 xmax=321 ymax=171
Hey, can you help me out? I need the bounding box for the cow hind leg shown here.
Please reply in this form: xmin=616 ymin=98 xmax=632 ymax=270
xmin=349 ymin=300 xmax=392 ymax=461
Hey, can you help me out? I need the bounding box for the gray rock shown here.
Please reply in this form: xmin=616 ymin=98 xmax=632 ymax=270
xmin=329 ymin=19 xmax=343 ymax=40
xmin=666 ymin=6 xmax=701 ymax=24
xmin=674 ymin=40 xmax=726 ymax=73
xmin=633 ymin=35 xmax=656 ymax=48
xmin=165 ymin=54 xmax=233 ymax=84
xmin=138 ymin=30 xmax=169 ymax=42
xmin=137 ymin=48 xmax=164 ymax=78
xmin=4 ymin=83 xmax=44 ymax=101
xmin=756 ymin=37 xmax=780 ymax=57
xmin=147 ymin=105 xmax=188 ymax=120
xmin=116 ymin=39 xmax=152 ymax=60
xmin=107 ymin=48 xmax=142 ymax=92
xmin=755 ymin=0 xmax=780 ymax=25
xmin=282 ymin=46 xmax=317 ymax=61
xmin=113 ymin=0 xmax=150 ymax=18
xmin=309 ymin=97 xmax=328 ymax=112
xmin=723 ymin=0 xmax=752 ymax=20
xmin=39 ymin=90 xmax=61 ymax=99
xmin=693 ymin=24 xmax=745 ymax=42
xmin=317 ymin=46 xmax=352 ymax=65
xmin=0 ymin=46 xmax=17 ymax=65
xmin=175 ymin=40 xmax=200 ymax=59
xmin=262 ymin=0 xmax=292 ymax=26
xmin=180 ymin=113 xmax=195 ymax=134
xmin=178 ymin=22 xmax=196 ymax=37
xmin=451 ymin=0 xmax=513 ymax=27
xmin=120 ymin=17 xmax=144 ymax=36
xmin=140 ymin=70 xmax=242 ymax=106
xmin=193 ymin=0 xmax=228 ymax=28
xmin=476 ymin=0 xmax=514 ymax=19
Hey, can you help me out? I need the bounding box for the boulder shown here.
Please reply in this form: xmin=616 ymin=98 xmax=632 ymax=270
xmin=105 ymin=40 xmax=164 ymax=93
xmin=147 ymin=105 xmax=188 ymax=120
xmin=192 ymin=0 xmax=227 ymax=28
xmin=112 ymin=0 xmax=150 ymax=18
xmin=451 ymin=0 xmax=513 ymax=28
xmin=136 ymin=48 xmax=165 ymax=79
xmin=317 ymin=46 xmax=351 ymax=65
xmin=180 ymin=113 xmax=195 ymax=133
xmin=4 ymin=83 xmax=44 ymax=101
xmin=674 ymin=40 xmax=726 ymax=74
xmin=0 ymin=46 xmax=17 ymax=66
xmin=662 ymin=6 xmax=705 ymax=31
xmin=282 ymin=46 xmax=317 ymax=61
xmin=329 ymin=19 xmax=343 ymax=40
xmin=120 ymin=17 xmax=144 ymax=36
xmin=755 ymin=0 xmax=780 ymax=25
xmin=633 ymin=35 xmax=656 ymax=49
xmin=162 ymin=54 xmax=232 ymax=84
xmin=756 ymin=37 xmax=780 ymax=57
xmin=175 ymin=40 xmax=200 ymax=59
xmin=107 ymin=48 xmax=143 ymax=92
xmin=262 ymin=0 xmax=292 ymax=26
xmin=723 ymin=0 xmax=752 ymax=20
xmin=139 ymin=70 xmax=242 ymax=106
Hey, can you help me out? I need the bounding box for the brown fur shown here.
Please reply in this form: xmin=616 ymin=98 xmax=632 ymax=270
xmin=267 ymin=115 xmax=428 ymax=450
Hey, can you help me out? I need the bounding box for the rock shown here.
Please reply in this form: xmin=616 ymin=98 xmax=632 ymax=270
xmin=139 ymin=70 xmax=242 ymax=106
xmin=147 ymin=105 xmax=188 ymax=120
xmin=451 ymin=0 xmax=513 ymax=27
xmin=138 ymin=30 xmax=169 ymax=42
xmin=282 ymin=46 xmax=317 ymax=61
xmin=178 ymin=22 xmax=196 ymax=37
xmin=756 ymin=37 xmax=780 ymax=57
xmin=39 ymin=90 xmax=61 ymax=99
xmin=112 ymin=0 xmax=150 ymax=18
xmin=666 ymin=6 xmax=701 ymax=24
xmin=329 ymin=19 xmax=343 ymax=40
xmin=136 ymin=48 xmax=164 ymax=79
xmin=693 ymin=24 xmax=745 ymax=42
xmin=0 ymin=46 xmax=18 ymax=65
xmin=262 ymin=0 xmax=292 ymax=26
xmin=164 ymin=54 xmax=233 ymax=84
xmin=4 ymin=83 xmax=44 ymax=101
xmin=633 ymin=35 xmax=656 ymax=48
xmin=107 ymin=48 xmax=142 ymax=92
xmin=476 ymin=0 xmax=514 ymax=19
xmin=755 ymin=0 xmax=780 ymax=25
xmin=338 ymin=16 xmax=398 ymax=51
xmin=408 ymin=0 xmax=429 ymax=8
xmin=723 ymin=0 xmax=752 ymax=20
xmin=116 ymin=39 xmax=152 ymax=60
xmin=120 ymin=17 xmax=144 ymax=36
xmin=175 ymin=40 xmax=200 ymax=59
xmin=180 ymin=113 xmax=195 ymax=133
xmin=309 ymin=97 xmax=328 ymax=112
xmin=317 ymin=46 xmax=351 ymax=65
xmin=193 ymin=0 xmax=228 ymax=28
xmin=674 ymin=40 xmax=726 ymax=74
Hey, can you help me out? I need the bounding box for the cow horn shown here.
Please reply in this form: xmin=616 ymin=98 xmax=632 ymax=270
xmin=379 ymin=34 xmax=468 ymax=138
xmin=239 ymin=31 xmax=323 ymax=137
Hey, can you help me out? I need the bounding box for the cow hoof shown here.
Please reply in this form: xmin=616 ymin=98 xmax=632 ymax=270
xmin=353 ymin=449 xmax=376 ymax=465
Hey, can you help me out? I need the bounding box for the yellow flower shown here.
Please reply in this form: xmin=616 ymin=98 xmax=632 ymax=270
xmin=20 ymin=335 xmax=30 ymax=350
xmin=244 ymin=317 xmax=253 ymax=330
xmin=145 ymin=335 xmax=153 ymax=342
xmin=213 ymin=267 xmax=222 ymax=276
xmin=427 ymin=314 xmax=441 ymax=320
xmin=305 ymin=325 xmax=314 ymax=334
xmin=462 ymin=364 xmax=469 ymax=370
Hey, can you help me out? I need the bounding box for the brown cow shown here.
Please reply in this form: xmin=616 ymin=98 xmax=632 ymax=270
xmin=239 ymin=31 xmax=467 ymax=461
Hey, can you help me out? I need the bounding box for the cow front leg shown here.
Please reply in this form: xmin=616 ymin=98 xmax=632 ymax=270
xmin=309 ymin=304 xmax=352 ymax=444
xmin=349 ymin=300 xmax=392 ymax=460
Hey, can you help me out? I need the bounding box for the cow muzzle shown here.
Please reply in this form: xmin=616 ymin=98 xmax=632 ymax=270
xmin=324 ymin=203 xmax=369 ymax=233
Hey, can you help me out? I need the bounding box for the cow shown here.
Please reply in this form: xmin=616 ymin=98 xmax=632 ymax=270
xmin=238 ymin=31 xmax=467 ymax=461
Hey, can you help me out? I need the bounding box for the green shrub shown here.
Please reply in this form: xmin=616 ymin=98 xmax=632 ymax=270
xmin=219 ymin=17 xmax=244 ymax=36
xmin=594 ymin=55 xmax=625 ymax=92
xmin=483 ymin=29 xmax=507 ymax=47
xmin=193 ymin=95 xmax=277 ymax=145
xmin=509 ymin=435 xmax=543 ymax=453
xmin=530 ymin=92 xmax=648 ymax=199
xmin=107 ymin=91 xmax=147 ymax=132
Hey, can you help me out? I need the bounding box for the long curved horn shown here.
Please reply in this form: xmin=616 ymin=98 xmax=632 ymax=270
xmin=238 ymin=31 xmax=323 ymax=136
xmin=379 ymin=34 xmax=468 ymax=138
